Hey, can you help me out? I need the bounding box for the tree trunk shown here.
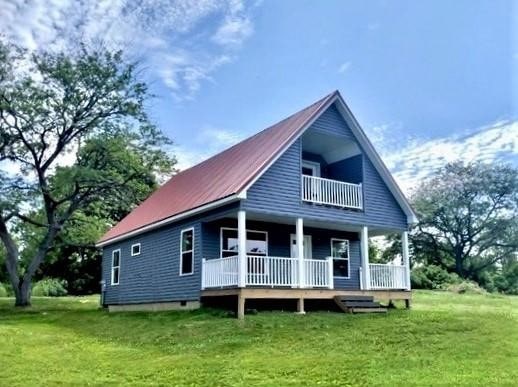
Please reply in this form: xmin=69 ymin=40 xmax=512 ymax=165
xmin=14 ymin=279 xmax=32 ymax=307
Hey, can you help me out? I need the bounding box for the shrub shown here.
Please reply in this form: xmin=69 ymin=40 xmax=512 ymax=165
xmin=411 ymin=264 xmax=461 ymax=290
xmin=0 ymin=283 xmax=7 ymax=297
xmin=446 ymin=280 xmax=486 ymax=294
xmin=32 ymin=278 xmax=68 ymax=297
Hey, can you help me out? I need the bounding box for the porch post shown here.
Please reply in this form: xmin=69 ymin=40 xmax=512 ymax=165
xmin=238 ymin=210 xmax=247 ymax=288
xmin=296 ymin=217 xmax=304 ymax=288
xmin=360 ymin=226 xmax=370 ymax=290
xmin=402 ymin=231 xmax=411 ymax=291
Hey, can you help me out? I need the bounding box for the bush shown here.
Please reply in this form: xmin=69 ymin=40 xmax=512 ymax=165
xmin=32 ymin=278 xmax=68 ymax=297
xmin=0 ymin=283 xmax=7 ymax=297
xmin=411 ymin=264 xmax=461 ymax=290
xmin=445 ymin=280 xmax=487 ymax=294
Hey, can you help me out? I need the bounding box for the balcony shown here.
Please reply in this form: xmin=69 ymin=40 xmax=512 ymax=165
xmin=301 ymin=175 xmax=363 ymax=209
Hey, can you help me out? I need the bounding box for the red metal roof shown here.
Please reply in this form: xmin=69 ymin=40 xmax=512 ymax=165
xmin=99 ymin=91 xmax=338 ymax=244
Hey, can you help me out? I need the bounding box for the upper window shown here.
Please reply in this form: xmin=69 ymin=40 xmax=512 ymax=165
xmin=331 ymin=239 xmax=350 ymax=278
xmin=131 ymin=243 xmax=141 ymax=256
xmin=220 ymin=228 xmax=268 ymax=258
xmin=111 ymin=249 xmax=121 ymax=285
xmin=180 ymin=228 xmax=194 ymax=275
xmin=302 ymin=160 xmax=321 ymax=177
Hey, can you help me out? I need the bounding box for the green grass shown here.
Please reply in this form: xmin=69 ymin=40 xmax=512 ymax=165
xmin=0 ymin=291 xmax=517 ymax=386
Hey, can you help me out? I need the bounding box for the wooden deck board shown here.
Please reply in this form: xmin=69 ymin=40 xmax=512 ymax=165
xmin=201 ymin=288 xmax=411 ymax=301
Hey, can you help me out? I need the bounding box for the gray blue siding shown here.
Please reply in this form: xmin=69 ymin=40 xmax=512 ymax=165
xmin=101 ymin=202 xmax=239 ymax=305
xmin=243 ymin=104 xmax=408 ymax=230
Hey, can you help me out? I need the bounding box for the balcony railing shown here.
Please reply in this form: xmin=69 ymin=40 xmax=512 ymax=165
xmin=202 ymin=256 xmax=333 ymax=289
xmin=369 ymin=264 xmax=407 ymax=290
xmin=301 ymin=175 xmax=363 ymax=209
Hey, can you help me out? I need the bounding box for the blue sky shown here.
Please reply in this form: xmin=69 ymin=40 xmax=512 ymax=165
xmin=1 ymin=0 xmax=517 ymax=191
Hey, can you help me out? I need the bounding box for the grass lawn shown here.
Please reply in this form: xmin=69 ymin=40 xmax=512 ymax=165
xmin=0 ymin=291 xmax=517 ymax=386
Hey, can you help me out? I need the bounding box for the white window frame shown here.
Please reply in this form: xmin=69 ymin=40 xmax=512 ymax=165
xmin=330 ymin=238 xmax=350 ymax=279
xmin=179 ymin=228 xmax=195 ymax=276
xmin=131 ymin=243 xmax=141 ymax=256
xmin=302 ymin=160 xmax=321 ymax=177
xmin=111 ymin=249 xmax=121 ymax=285
xmin=220 ymin=227 xmax=268 ymax=258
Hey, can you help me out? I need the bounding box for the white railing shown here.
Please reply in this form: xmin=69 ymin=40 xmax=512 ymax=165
xmin=202 ymin=256 xmax=333 ymax=289
xmin=202 ymin=256 xmax=239 ymax=288
xmin=247 ymin=255 xmax=298 ymax=287
xmin=369 ymin=264 xmax=407 ymax=289
xmin=303 ymin=258 xmax=333 ymax=288
xmin=301 ymin=175 xmax=363 ymax=209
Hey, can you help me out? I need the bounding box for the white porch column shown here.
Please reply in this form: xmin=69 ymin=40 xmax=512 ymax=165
xmin=360 ymin=226 xmax=370 ymax=290
xmin=237 ymin=210 xmax=247 ymax=288
xmin=402 ymin=231 xmax=411 ymax=290
xmin=296 ymin=217 xmax=305 ymax=288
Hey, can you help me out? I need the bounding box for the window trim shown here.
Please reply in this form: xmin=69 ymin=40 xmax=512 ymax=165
xmin=131 ymin=243 xmax=141 ymax=256
xmin=220 ymin=227 xmax=269 ymax=258
xmin=330 ymin=238 xmax=350 ymax=279
xmin=302 ymin=160 xmax=321 ymax=177
xmin=179 ymin=227 xmax=195 ymax=276
xmin=111 ymin=249 xmax=121 ymax=285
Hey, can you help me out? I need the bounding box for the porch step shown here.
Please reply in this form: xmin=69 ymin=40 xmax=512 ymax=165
xmin=333 ymin=296 xmax=387 ymax=314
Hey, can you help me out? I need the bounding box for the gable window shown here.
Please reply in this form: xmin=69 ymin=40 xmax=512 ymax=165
xmin=131 ymin=243 xmax=141 ymax=256
xmin=220 ymin=228 xmax=268 ymax=258
xmin=302 ymin=160 xmax=321 ymax=177
xmin=180 ymin=228 xmax=194 ymax=275
xmin=331 ymin=239 xmax=350 ymax=278
xmin=111 ymin=249 xmax=121 ymax=285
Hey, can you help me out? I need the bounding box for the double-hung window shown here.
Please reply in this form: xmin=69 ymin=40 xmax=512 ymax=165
xmin=220 ymin=228 xmax=268 ymax=258
xmin=331 ymin=239 xmax=350 ymax=278
xmin=111 ymin=249 xmax=121 ymax=285
xmin=180 ymin=228 xmax=194 ymax=275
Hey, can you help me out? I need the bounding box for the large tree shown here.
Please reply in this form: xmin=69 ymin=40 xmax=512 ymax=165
xmin=411 ymin=162 xmax=518 ymax=282
xmin=0 ymin=41 xmax=175 ymax=306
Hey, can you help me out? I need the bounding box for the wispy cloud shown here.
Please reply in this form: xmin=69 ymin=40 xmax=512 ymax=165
xmin=174 ymin=126 xmax=244 ymax=170
xmin=377 ymin=121 xmax=518 ymax=194
xmin=337 ymin=61 xmax=351 ymax=74
xmin=0 ymin=0 xmax=256 ymax=100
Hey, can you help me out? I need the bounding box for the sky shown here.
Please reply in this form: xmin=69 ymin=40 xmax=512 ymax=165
xmin=1 ymin=0 xmax=517 ymax=193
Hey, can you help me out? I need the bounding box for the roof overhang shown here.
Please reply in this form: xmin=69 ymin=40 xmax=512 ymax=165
xmin=96 ymin=193 xmax=242 ymax=247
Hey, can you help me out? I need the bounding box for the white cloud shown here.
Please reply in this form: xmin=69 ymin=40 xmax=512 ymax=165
xmin=337 ymin=61 xmax=351 ymax=74
xmin=212 ymin=16 xmax=253 ymax=47
xmin=0 ymin=0 xmax=255 ymax=100
xmin=378 ymin=121 xmax=518 ymax=194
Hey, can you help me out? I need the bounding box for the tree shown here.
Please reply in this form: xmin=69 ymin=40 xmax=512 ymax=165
xmin=13 ymin=134 xmax=169 ymax=295
xmin=0 ymin=41 xmax=175 ymax=306
xmin=410 ymin=162 xmax=518 ymax=282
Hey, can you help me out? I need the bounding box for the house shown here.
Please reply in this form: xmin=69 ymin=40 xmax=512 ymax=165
xmin=97 ymin=90 xmax=417 ymax=318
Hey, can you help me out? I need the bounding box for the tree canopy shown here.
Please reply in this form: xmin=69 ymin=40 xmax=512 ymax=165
xmin=0 ymin=41 xmax=176 ymax=305
xmin=410 ymin=162 xmax=518 ymax=287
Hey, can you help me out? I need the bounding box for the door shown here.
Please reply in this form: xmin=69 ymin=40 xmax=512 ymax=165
xmin=290 ymin=235 xmax=312 ymax=258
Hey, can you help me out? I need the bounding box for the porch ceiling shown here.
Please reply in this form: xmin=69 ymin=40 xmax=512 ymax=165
xmin=218 ymin=211 xmax=400 ymax=236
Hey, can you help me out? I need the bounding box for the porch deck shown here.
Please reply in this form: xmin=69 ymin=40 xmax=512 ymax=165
xmin=201 ymin=287 xmax=412 ymax=319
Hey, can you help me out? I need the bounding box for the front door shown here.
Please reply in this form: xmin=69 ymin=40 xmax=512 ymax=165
xmin=290 ymin=235 xmax=312 ymax=259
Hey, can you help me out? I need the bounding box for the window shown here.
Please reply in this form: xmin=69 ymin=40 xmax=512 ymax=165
xmin=131 ymin=243 xmax=141 ymax=256
xmin=331 ymin=239 xmax=350 ymax=278
xmin=302 ymin=160 xmax=321 ymax=177
xmin=111 ymin=249 xmax=121 ymax=285
xmin=180 ymin=228 xmax=194 ymax=275
xmin=220 ymin=228 xmax=268 ymax=258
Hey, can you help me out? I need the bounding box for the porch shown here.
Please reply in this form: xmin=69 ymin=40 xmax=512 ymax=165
xmin=200 ymin=210 xmax=411 ymax=317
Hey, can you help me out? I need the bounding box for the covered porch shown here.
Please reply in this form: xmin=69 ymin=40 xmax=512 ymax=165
xmin=200 ymin=210 xmax=411 ymax=317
